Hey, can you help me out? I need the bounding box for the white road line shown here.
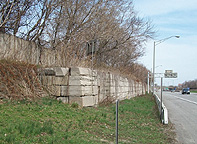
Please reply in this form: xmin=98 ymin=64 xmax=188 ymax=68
xmin=174 ymin=96 xmax=197 ymax=105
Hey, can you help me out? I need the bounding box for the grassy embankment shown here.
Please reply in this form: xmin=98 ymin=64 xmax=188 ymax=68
xmin=0 ymin=94 xmax=175 ymax=144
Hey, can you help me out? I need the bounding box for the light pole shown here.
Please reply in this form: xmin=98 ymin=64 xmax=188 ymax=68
xmin=152 ymin=35 xmax=180 ymax=95
xmin=147 ymin=72 xmax=150 ymax=94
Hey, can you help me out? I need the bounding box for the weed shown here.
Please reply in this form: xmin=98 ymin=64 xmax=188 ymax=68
xmin=71 ymin=102 xmax=79 ymax=108
xmin=0 ymin=94 xmax=175 ymax=143
xmin=5 ymin=134 xmax=16 ymax=143
xmin=42 ymin=97 xmax=55 ymax=106
xmin=101 ymin=112 xmax=107 ymax=118
xmin=42 ymin=120 xmax=54 ymax=135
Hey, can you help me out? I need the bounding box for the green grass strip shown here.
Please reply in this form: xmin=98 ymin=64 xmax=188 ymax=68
xmin=191 ymin=91 xmax=197 ymax=93
xmin=0 ymin=95 xmax=175 ymax=143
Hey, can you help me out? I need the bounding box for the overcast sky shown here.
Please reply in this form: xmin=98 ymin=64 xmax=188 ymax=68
xmin=133 ymin=0 xmax=197 ymax=86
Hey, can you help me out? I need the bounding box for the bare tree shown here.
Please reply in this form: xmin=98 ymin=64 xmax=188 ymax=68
xmin=0 ymin=0 xmax=34 ymax=35
xmin=0 ymin=0 xmax=155 ymax=74
xmin=182 ymin=79 xmax=197 ymax=89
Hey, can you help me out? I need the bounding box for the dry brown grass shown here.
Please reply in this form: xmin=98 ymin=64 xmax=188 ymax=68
xmin=0 ymin=59 xmax=45 ymax=100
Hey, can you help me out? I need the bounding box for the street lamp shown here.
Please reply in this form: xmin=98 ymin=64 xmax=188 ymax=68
xmin=152 ymin=35 xmax=180 ymax=95
xmin=155 ymin=65 xmax=162 ymax=69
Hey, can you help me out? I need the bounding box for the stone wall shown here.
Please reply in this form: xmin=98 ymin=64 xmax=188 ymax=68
xmin=40 ymin=67 xmax=146 ymax=107
xmin=0 ymin=32 xmax=40 ymax=64
xmin=0 ymin=33 xmax=146 ymax=106
xmin=0 ymin=32 xmax=56 ymax=66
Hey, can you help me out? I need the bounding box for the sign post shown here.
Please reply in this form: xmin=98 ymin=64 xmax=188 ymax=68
xmin=148 ymin=72 xmax=150 ymax=94
xmin=116 ymin=99 xmax=119 ymax=144
xmin=160 ymin=77 xmax=163 ymax=122
xmin=86 ymin=40 xmax=97 ymax=97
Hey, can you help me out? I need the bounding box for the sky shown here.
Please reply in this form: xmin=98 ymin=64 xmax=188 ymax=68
xmin=133 ymin=0 xmax=197 ymax=86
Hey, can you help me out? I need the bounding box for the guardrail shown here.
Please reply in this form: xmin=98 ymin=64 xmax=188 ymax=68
xmin=153 ymin=93 xmax=168 ymax=124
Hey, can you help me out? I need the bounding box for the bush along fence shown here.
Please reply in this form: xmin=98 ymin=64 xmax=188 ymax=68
xmin=39 ymin=67 xmax=146 ymax=107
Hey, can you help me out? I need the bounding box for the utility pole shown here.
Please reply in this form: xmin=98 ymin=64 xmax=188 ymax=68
xmin=147 ymin=72 xmax=149 ymax=94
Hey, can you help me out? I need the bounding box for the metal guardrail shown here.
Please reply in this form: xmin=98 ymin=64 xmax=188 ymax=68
xmin=153 ymin=93 xmax=168 ymax=124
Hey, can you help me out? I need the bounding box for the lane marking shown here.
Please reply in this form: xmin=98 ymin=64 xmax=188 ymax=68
xmin=174 ymin=96 xmax=197 ymax=105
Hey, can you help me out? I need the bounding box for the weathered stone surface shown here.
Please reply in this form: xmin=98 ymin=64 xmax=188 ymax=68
xmin=69 ymin=95 xmax=98 ymax=107
xmin=57 ymin=97 xmax=69 ymax=103
xmin=71 ymin=67 xmax=97 ymax=76
xmin=39 ymin=68 xmax=55 ymax=76
xmin=68 ymin=85 xmax=98 ymax=96
xmin=53 ymin=67 xmax=69 ymax=77
xmin=53 ymin=76 xmax=68 ymax=85
xmin=69 ymin=76 xmax=97 ymax=86
xmin=57 ymin=85 xmax=98 ymax=97
xmin=41 ymin=76 xmax=54 ymax=86
xmin=39 ymin=67 xmax=146 ymax=107
xmin=69 ymin=96 xmax=82 ymax=106
xmin=82 ymin=95 xmax=98 ymax=107
xmin=60 ymin=86 xmax=68 ymax=96
xmin=0 ymin=33 xmax=41 ymax=65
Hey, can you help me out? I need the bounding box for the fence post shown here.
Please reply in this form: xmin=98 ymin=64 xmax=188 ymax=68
xmin=116 ymin=99 xmax=119 ymax=144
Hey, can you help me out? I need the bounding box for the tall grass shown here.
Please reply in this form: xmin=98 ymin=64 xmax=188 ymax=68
xmin=0 ymin=95 xmax=176 ymax=143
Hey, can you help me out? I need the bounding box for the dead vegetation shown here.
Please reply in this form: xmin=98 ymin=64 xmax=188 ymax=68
xmin=0 ymin=59 xmax=45 ymax=100
xmin=0 ymin=0 xmax=153 ymax=99
xmin=0 ymin=0 xmax=154 ymax=75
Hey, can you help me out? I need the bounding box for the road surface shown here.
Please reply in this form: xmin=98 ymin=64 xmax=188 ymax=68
xmin=156 ymin=91 xmax=197 ymax=144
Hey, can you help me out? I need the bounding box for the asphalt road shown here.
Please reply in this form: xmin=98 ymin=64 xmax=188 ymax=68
xmin=156 ymin=91 xmax=197 ymax=144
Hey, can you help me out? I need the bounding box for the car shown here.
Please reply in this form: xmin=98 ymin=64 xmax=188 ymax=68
xmin=171 ymin=89 xmax=175 ymax=92
xmin=182 ymin=88 xmax=190 ymax=94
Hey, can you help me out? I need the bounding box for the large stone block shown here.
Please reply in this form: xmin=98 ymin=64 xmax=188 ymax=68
xmin=53 ymin=67 xmax=69 ymax=77
xmin=69 ymin=76 xmax=97 ymax=86
xmin=40 ymin=67 xmax=69 ymax=85
xmin=60 ymin=86 xmax=68 ymax=96
xmin=41 ymin=76 xmax=54 ymax=86
xmin=98 ymin=93 xmax=106 ymax=102
xmin=71 ymin=67 xmax=97 ymax=76
xmin=57 ymin=97 xmax=69 ymax=103
xmin=53 ymin=76 xmax=68 ymax=85
xmin=39 ymin=68 xmax=55 ymax=76
xmin=83 ymin=95 xmax=98 ymax=106
xmin=69 ymin=95 xmax=98 ymax=107
xmin=110 ymin=87 xmax=116 ymax=94
xmin=68 ymin=85 xmax=98 ymax=96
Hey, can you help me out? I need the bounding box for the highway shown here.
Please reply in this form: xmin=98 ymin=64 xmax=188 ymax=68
xmin=156 ymin=91 xmax=197 ymax=144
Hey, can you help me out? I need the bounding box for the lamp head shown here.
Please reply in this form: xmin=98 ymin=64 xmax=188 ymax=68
xmin=175 ymin=35 xmax=180 ymax=38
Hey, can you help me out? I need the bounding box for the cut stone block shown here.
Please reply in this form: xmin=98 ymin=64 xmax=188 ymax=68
xmin=53 ymin=67 xmax=69 ymax=77
xmin=41 ymin=76 xmax=54 ymax=86
xmin=110 ymin=87 xmax=116 ymax=93
xmin=82 ymin=95 xmax=98 ymax=107
xmin=39 ymin=68 xmax=55 ymax=76
xmin=69 ymin=76 xmax=98 ymax=86
xmin=57 ymin=85 xmax=98 ymax=97
xmin=60 ymin=86 xmax=68 ymax=96
xmin=68 ymin=85 xmax=98 ymax=96
xmin=71 ymin=67 xmax=97 ymax=76
xmin=57 ymin=97 xmax=69 ymax=103
xmin=39 ymin=66 xmax=145 ymax=104
xmin=53 ymin=76 xmax=68 ymax=85
xmin=69 ymin=95 xmax=98 ymax=107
